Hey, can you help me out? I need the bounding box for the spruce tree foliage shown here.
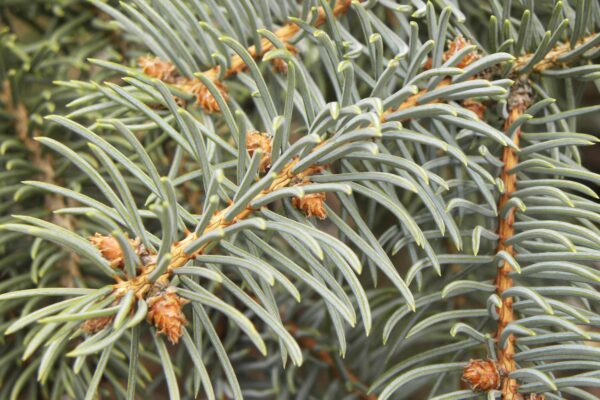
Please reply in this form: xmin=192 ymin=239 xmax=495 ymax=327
xmin=1 ymin=0 xmax=600 ymax=399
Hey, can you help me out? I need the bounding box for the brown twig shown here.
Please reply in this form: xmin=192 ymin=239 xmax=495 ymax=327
xmin=512 ymin=33 xmax=598 ymax=73
xmin=139 ymin=0 xmax=354 ymax=111
xmin=113 ymin=158 xmax=324 ymax=300
xmin=382 ymin=33 xmax=600 ymax=122
xmin=494 ymin=76 xmax=533 ymax=400
xmin=489 ymin=31 xmax=598 ymax=400
xmin=108 ymin=1 xmax=359 ymax=342
xmin=204 ymin=0 xmax=353 ymax=80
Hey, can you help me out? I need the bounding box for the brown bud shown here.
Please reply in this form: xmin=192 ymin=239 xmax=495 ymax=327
xmin=81 ymin=316 xmax=113 ymax=334
xmin=462 ymin=359 xmax=501 ymax=391
xmin=90 ymin=233 xmax=148 ymax=270
xmin=147 ymin=289 xmax=189 ymax=344
xmin=138 ymin=56 xmax=228 ymax=113
xmin=186 ymin=79 xmax=229 ymax=113
xmin=442 ymin=36 xmax=479 ymax=68
xmin=90 ymin=233 xmax=124 ymax=268
xmin=292 ymin=193 xmax=327 ymax=219
xmin=138 ymin=56 xmax=179 ymax=83
xmin=423 ymin=36 xmax=479 ymax=71
xmin=445 ymin=36 xmax=479 ymax=68
xmin=246 ymin=131 xmax=272 ymax=172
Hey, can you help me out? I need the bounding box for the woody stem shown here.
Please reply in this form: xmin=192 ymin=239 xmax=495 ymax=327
xmin=204 ymin=0 xmax=354 ymax=80
xmin=495 ymin=81 xmax=531 ymax=400
xmin=116 ymin=157 xmax=324 ymax=297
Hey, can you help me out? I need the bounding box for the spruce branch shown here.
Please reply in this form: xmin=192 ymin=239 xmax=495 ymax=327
xmin=203 ymin=0 xmax=354 ymax=79
xmin=3 ymin=1 xmax=600 ymax=398
xmin=112 ymin=147 xmax=327 ymax=342
xmin=512 ymin=33 xmax=599 ymax=73
xmin=383 ymin=33 xmax=600 ymax=123
xmin=485 ymin=30 xmax=600 ymax=400
xmin=494 ymin=76 xmax=534 ymax=400
xmin=138 ymin=0 xmax=354 ymax=112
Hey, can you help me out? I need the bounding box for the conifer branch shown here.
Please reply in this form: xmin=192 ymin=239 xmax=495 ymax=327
xmin=205 ymin=0 xmax=353 ymax=80
xmin=495 ymin=76 xmax=533 ymax=400
xmin=513 ymin=33 xmax=599 ymax=73
xmin=113 ymin=152 xmax=326 ymax=340
xmin=139 ymin=0 xmax=353 ymax=111
xmin=3 ymin=2 xmax=600 ymax=398
xmin=385 ymin=33 xmax=600 ymax=122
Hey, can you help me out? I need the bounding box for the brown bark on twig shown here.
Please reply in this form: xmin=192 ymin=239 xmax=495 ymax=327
xmin=512 ymin=33 xmax=598 ymax=73
xmin=495 ymin=76 xmax=533 ymax=400
xmin=139 ymin=0 xmax=354 ymax=111
xmin=112 ymin=157 xmax=326 ymax=340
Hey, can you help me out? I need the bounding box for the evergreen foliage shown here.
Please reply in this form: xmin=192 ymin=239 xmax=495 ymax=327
xmin=1 ymin=0 xmax=600 ymax=399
